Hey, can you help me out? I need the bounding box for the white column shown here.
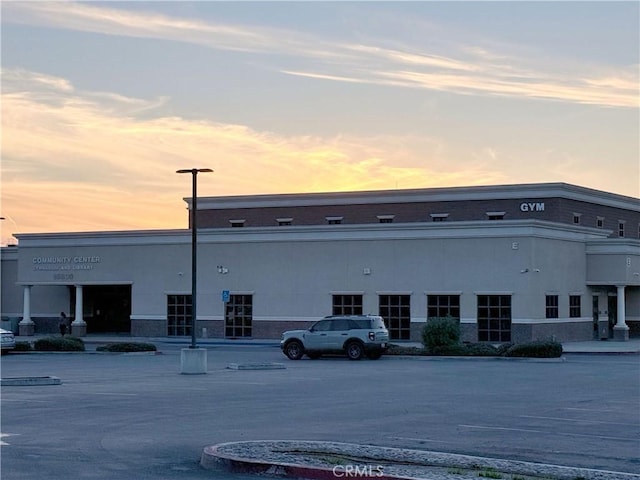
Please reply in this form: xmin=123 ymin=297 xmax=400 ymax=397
xmin=18 ymin=285 xmax=35 ymax=336
xmin=71 ymin=285 xmax=87 ymax=337
xmin=613 ymin=285 xmax=629 ymax=341
xmin=616 ymin=286 xmax=627 ymax=327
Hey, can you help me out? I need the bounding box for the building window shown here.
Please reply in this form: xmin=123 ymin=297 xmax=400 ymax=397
xmin=486 ymin=211 xmax=505 ymax=220
xmin=377 ymin=215 xmax=395 ymax=223
xmin=427 ymin=295 xmax=460 ymax=320
xmin=596 ymin=216 xmax=604 ymax=229
xmin=332 ymin=294 xmax=363 ymax=315
xmin=573 ymin=213 xmax=581 ymax=225
xmin=277 ymin=218 xmax=292 ymax=226
xmin=618 ymin=221 xmax=625 ymax=237
xmin=379 ymin=295 xmax=411 ymax=340
xmin=546 ymin=295 xmax=559 ymax=318
xmin=167 ymin=294 xmax=192 ymax=337
xmin=569 ymin=295 xmax=581 ymax=318
xmin=477 ymin=295 xmax=511 ymax=342
xmin=326 ymin=216 xmax=343 ymax=225
xmin=225 ymin=294 xmax=252 ymax=337
xmin=229 ymin=219 xmax=246 ymax=228
xmin=430 ymin=213 xmax=449 ymax=222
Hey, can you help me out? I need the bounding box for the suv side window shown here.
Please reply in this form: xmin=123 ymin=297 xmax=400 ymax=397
xmin=331 ymin=319 xmax=352 ymax=331
xmin=312 ymin=320 xmax=332 ymax=332
xmin=351 ymin=318 xmax=369 ymax=329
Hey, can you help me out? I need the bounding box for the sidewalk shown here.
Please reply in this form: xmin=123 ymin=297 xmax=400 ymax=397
xmin=12 ymin=334 xmax=640 ymax=354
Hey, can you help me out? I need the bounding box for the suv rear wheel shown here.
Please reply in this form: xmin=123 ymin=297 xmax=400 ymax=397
xmin=284 ymin=340 xmax=304 ymax=360
xmin=346 ymin=341 xmax=364 ymax=360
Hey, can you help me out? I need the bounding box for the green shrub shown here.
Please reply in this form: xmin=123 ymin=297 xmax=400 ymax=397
xmin=96 ymin=342 xmax=157 ymax=353
xmin=431 ymin=343 xmax=499 ymax=356
xmin=495 ymin=343 xmax=513 ymax=356
xmin=13 ymin=341 xmax=32 ymax=352
xmin=422 ymin=317 xmax=460 ymax=351
xmin=430 ymin=344 xmax=470 ymax=356
xmin=385 ymin=344 xmax=427 ymax=356
xmin=503 ymin=340 xmax=563 ymax=358
xmin=34 ymin=336 xmax=85 ymax=352
xmin=465 ymin=343 xmax=500 ymax=356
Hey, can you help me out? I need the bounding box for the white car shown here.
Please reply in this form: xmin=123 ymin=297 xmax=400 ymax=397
xmin=281 ymin=315 xmax=389 ymax=360
xmin=1 ymin=328 xmax=16 ymax=354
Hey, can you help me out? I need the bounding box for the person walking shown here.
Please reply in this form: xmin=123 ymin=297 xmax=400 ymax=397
xmin=59 ymin=312 xmax=68 ymax=336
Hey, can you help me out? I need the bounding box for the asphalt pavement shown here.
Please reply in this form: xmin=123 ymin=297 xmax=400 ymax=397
xmin=2 ymin=335 xmax=639 ymax=480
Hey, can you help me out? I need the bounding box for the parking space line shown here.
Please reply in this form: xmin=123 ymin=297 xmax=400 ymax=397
xmin=390 ymin=436 xmax=456 ymax=445
xmin=459 ymin=424 xmax=634 ymax=441
xmin=0 ymin=433 xmax=19 ymax=446
xmin=563 ymin=407 xmax=621 ymax=413
xmin=519 ymin=415 xmax=636 ymax=427
xmin=87 ymin=393 xmax=138 ymax=396
xmin=459 ymin=424 xmax=542 ymax=434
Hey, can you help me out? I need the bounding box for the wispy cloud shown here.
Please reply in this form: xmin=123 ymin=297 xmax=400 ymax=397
xmin=2 ymin=68 xmax=509 ymax=234
xmin=3 ymin=1 xmax=637 ymax=108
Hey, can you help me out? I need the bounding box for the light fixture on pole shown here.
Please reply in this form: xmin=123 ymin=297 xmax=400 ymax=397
xmin=176 ymin=168 xmax=213 ymax=350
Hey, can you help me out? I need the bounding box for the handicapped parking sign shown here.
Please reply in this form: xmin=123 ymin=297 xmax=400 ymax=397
xmin=222 ymin=290 xmax=230 ymax=303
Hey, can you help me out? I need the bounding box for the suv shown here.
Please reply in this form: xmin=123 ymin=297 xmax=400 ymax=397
xmin=1 ymin=328 xmax=16 ymax=354
xmin=281 ymin=315 xmax=389 ymax=360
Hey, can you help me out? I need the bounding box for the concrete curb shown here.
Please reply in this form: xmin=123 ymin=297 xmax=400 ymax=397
xmin=201 ymin=440 xmax=640 ymax=480
xmin=0 ymin=376 xmax=61 ymax=386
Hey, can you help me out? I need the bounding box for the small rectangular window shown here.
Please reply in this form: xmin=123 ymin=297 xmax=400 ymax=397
xmin=569 ymin=295 xmax=581 ymax=318
xmin=486 ymin=211 xmax=505 ymax=220
xmin=229 ymin=219 xmax=246 ymax=228
xmin=430 ymin=213 xmax=449 ymax=222
xmin=427 ymin=295 xmax=460 ymax=320
xmin=477 ymin=295 xmax=511 ymax=342
xmin=167 ymin=294 xmax=192 ymax=337
xmin=326 ymin=216 xmax=343 ymax=225
xmin=277 ymin=218 xmax=293 ymax=226
xmin=546 ymin=295 xmax=559 ymax=319
xmin=596 ymin=217 xmax=604 ymax=229
xmin=618 ymin=221 xmax=625 ymax=237
xmin=379 ymin=294 xmax=411 ymax=340
xmin=332 ymin=294 xmax=363 ymax=315
xmin=573 ymin=213 xmax=581 ymax=225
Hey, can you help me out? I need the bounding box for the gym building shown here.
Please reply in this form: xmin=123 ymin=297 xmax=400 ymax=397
xmin=1 ymin=182 xmax=639 ymax=343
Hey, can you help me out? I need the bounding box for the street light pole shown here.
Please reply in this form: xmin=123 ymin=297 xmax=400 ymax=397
xmin=177 ymin=168 xmax=213 ymax=349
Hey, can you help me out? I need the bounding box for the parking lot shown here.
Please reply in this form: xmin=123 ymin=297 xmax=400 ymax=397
xmin=1 ymin=344 xmax=639 ymax=479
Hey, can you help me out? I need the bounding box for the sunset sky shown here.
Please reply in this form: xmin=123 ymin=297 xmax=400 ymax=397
xmin=1 ymin=1 xmax=638 ymax=245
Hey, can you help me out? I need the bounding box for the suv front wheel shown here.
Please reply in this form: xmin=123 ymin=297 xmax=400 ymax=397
xmin=346 ymin=341 xmax=364 ymax=360
xmin=284 ymin=340 xmax=304 ymax=360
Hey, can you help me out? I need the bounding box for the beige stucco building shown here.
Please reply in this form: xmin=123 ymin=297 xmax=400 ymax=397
xmin=2 ymin=183 xmax=639 ymax=343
